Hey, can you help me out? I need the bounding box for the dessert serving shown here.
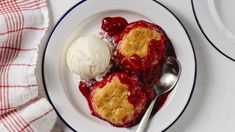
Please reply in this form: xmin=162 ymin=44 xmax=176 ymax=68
xmin=66 ymin=16 xmax=176 ymax=127
xmin=88 ymin=72 xmax=149 ymax=127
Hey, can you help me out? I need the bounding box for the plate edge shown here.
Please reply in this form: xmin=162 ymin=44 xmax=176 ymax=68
xmin=154 ymin=0 xmax=197 ymax=131
xmin=42 ymin=0 xmax=87 ymax=132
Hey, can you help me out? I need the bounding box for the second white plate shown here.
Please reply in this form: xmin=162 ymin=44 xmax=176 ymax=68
xmin=192 ymin=0 xmax=235 ymax=61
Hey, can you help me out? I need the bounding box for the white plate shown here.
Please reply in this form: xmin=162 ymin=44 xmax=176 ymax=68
xmin=192 ymin=0 xmax=235 ymax=61
xmin=42 ymin=0 xmax=196 ymax=131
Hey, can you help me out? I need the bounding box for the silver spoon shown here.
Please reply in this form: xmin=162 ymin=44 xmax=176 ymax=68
xmin=136 ymin=57 xmax=181 ymax=132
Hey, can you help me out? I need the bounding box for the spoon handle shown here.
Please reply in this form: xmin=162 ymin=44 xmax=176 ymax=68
xmin=136 ymin=96 xmax=158 ymax=132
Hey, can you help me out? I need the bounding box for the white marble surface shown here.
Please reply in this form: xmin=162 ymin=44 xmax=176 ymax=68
xmin=41 ymin=0 xmax=235 ymax=131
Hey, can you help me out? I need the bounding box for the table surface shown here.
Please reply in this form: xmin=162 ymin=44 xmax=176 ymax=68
xmin=43 ymin=0 xmax=235 ymax=131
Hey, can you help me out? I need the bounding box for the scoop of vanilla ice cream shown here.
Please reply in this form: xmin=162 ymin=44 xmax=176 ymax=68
xmin=67 ymin=36 xmax=113 ymax=80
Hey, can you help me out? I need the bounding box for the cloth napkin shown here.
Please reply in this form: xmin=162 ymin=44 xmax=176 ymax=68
xmin=0 ymin=0 xmax=56 ymax=131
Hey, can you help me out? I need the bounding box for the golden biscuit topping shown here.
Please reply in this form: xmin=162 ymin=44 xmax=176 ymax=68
xmin=93 ymin=78 xmax=134 ymax=124
xmin=120 ymin=27 xmax=161 ymax=58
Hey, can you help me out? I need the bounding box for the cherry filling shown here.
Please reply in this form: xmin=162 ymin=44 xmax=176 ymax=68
xmin=78 ymin=17 xmax=176 ymax=127
xmin=101 ymin=17 xmax=128 ymax=36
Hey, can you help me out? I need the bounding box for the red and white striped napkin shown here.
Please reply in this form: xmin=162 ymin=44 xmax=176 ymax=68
xmin=0 ymin=0 xmax=56 ymax=131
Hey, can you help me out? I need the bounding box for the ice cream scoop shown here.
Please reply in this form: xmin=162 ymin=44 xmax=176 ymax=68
xmin=67 ymin=36 xmax=113 ymax=80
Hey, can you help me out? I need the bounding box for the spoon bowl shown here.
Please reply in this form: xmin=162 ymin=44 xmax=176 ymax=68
xmin=136 ymin=57 xmax=181 ymax=132
xmin=155 ymin=57 xmax=181 ymax=96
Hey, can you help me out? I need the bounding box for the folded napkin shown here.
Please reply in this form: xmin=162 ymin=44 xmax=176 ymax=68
xmin=0 ymin=0 xmax=56 ymax=131
xmin=0 ymin=98 xmax=56 ymax=132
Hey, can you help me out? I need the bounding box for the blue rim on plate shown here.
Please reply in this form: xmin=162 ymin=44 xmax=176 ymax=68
xmin=191 ymin=0 xmax=235 ymax=62
xmin=42 ymin=0 xmax=197 ymax=131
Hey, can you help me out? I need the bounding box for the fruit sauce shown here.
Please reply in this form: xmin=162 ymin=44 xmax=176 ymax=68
xmin=79 ymin=16 xmax=176 ymax=127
